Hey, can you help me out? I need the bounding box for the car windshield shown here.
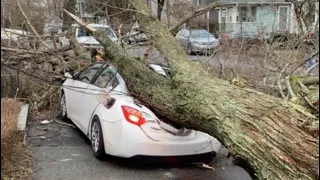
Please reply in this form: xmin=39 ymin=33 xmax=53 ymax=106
xmin=190 ymin=30 xmax=212 ymax=38
xmin=78 ymin=26 xmax=116 ymax=38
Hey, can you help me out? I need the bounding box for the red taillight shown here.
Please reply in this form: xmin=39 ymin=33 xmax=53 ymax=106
xmin=121 ymin=106 xmax=145 ymax=126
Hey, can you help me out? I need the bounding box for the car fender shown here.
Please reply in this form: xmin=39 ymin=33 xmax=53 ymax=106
xmin=87 ymin=102 xmax=123 ymax=139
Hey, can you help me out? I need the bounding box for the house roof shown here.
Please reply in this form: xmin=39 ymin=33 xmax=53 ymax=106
xmin=45 ymin=15 xmax=63 ymax=23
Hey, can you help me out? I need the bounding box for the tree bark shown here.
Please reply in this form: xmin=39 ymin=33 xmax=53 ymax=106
xmin=157 ymin=0 xmax=165 ymax=21
xmin=64 ymin=1 xmax=319 ymax=179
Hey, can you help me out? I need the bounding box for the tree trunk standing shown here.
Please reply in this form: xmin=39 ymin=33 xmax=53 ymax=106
xmin=62 ymin=0 xmax=76 ymax=31
xmin=166 ymin=0 xmax=170 ymax=27
xmin=157 ymin=0 xmax=165 ymax=21
xmin=105 ymin=5 xmax=110 ymax=23
xmin=65 ymin=0 xmax=319 ymax=178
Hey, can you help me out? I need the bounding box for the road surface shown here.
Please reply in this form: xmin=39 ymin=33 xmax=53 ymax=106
xmin=28 ymin=120 xmax=252 ymax=180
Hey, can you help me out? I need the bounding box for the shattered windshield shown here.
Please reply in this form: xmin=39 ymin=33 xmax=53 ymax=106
xmin=78 ymin=26 xmax=116 ymax=38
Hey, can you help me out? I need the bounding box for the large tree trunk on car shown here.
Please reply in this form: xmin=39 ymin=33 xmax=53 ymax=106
xmin=64 ymin=1 xmax=319 ymax=179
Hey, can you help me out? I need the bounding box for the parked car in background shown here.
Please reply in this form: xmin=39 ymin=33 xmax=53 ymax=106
xmin=74 ymin=23 xmax=118 ymax=49
xmin=62 ymin=23 xmax=119 ymax=55
xmin=60 ymin=62 xmax=221 ymax=161
xmin=175 ymin=29 xmax=220 ymax=55
xmin=219 ymin=31 xmax=261 ymax=44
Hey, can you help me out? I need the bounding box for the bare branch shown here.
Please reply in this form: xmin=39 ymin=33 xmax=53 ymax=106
xmin=169 ymin=2 xmax=220 ymax=32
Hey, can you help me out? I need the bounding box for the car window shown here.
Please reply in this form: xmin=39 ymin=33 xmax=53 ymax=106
xmin=77 ymin=26 xmax=116 ymax=39
xmin=190 ymin=30 xmax=211 ymax=38
xmin=77 ymin=63 xmax=104 ymax=83
xmin=94 ymin=65 xmax=119 ymax=88
xmin=77 ymin=27 xmax=90 ymax=37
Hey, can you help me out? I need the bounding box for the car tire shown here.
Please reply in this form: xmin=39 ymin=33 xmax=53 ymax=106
xmin=187 ymin=44 xmax=193 ymax=55
xmin=59 ymin=92 xmax=68 ymax=120
xmin=203 ymin=152 xmax=216 ymax=164
xmin=91 ymin=117 xmax=105 ymax=160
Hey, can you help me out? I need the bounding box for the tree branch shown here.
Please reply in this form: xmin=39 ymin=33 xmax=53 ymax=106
xmin=169 ymin=2 xmax=220 ymax=32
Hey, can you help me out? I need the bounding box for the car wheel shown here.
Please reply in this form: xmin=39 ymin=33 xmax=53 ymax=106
xmin=203 ymin=152 xmax=216 ymax=164
xmin=60 ymin=92 xmax=68 ymax=120
xmin=187 ymin=44 xmax=193 ymax=55
xmin=91 ymin=117 xmax=105 ymax=160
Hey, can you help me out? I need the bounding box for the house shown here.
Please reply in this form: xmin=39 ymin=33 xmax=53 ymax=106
xmin=43 ymin=15 xmax=63 ymax=35
xmin=191 ymin=0 xmax=219 ymax=27
xmin=192 ymin=0 xmax=319 ymax=37
xmin=217 ymin=0 xmax=297 ymax=38
xmin=75 ymin=0 xmax=106 ymax=24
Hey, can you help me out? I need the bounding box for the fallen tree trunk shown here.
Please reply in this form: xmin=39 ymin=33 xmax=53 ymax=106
xmin=64 ymin=3 xmax=319 ymax=179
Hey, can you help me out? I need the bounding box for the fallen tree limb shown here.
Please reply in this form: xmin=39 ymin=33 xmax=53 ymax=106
xmin=64 ymin=2 xmax=319 ymax=179
xmin=17 ymin=1 xmax=50 ymax=49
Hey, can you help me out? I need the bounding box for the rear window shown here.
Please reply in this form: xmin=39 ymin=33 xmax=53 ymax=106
xmin=190 ymin=30 xmax=212 ymax=38
xmin=77 ymin=26 xmax=116 ymax=39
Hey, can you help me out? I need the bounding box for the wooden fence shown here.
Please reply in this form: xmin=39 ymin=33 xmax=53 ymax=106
xmin=1 ymin=66 xmax=21 ymax=98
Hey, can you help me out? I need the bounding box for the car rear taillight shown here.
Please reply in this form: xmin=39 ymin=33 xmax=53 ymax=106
xmin=121 ymin=105 xmax=145 ymax=126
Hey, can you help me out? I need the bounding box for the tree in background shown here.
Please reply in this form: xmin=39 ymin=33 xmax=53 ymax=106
xmin=62 ymin=0 xmax=76 ymax=31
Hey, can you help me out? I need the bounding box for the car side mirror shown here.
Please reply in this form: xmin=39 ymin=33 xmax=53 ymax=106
xmin=64 ymin=72 xmax=73 ymax=79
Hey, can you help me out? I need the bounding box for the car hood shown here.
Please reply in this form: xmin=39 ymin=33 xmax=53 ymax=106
xmin=190 ymin=37 xmax=218 ymax=43
xmin=77 ymin=36 xmax=118 ymax=44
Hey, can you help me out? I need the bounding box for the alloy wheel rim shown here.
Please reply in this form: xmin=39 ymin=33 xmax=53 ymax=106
xmin=91 ymin=122 xmax=100 ymax=153
xmin=60 ymin=95 xmax=66 ymax=116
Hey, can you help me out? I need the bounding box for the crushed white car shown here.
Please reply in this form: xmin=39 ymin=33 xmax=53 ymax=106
xmin=60 ymin=62 xmax=221 ymax=161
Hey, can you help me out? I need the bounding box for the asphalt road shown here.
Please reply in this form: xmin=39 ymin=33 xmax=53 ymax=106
xmin=28 ymin=120 xmax=252 ymax=180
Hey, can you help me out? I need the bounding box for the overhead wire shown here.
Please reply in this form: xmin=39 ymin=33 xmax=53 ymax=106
xmin=1 ymin=62 xmax=133 ymax=97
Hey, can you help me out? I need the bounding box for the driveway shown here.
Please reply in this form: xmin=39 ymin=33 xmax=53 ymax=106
xmin=28 ymin=119 xmax=252 ymax=180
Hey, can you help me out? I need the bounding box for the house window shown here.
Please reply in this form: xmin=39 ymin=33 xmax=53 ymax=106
xmin=239 ymin=6 xmax=257 ymax=22
xmin=278 ymin=6 xmax=289 ymax=30
xmin=228 ymin=7 xmax=232 ymax=22
xmin=221 ymin=9 xmax=226 ymax=18
xmin=75 ymin=4 xmax=80 ymax=12
xmin=221 ymin=8 xmax=227 ymax=23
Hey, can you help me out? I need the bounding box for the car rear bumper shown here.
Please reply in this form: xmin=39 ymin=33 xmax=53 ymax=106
xmin=102 ymin=120 xmax=221 ymax=158
xmin=121 ymin=136 xmax=221 ymax=158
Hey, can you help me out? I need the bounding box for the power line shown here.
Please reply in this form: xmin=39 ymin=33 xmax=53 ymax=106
xmin=1 ymin=62 xmax=133 ymax=97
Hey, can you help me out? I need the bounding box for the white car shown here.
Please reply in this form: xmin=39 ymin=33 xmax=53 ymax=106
xmin=69 ymin=23 xmax=118 ymax=50
xmin=60 ymin=62 xmax=221 ymax=160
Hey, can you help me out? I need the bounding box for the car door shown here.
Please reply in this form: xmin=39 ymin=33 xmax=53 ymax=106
xmin=175 ymin=30 xmax=184 ymax=46
xmin=177 ymin=30 xmax=190 ymax=50
xmin=80 ymin=65 xmax=120 ymax=133
xmin=65 ymin=63 xmax=104 ymax=129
